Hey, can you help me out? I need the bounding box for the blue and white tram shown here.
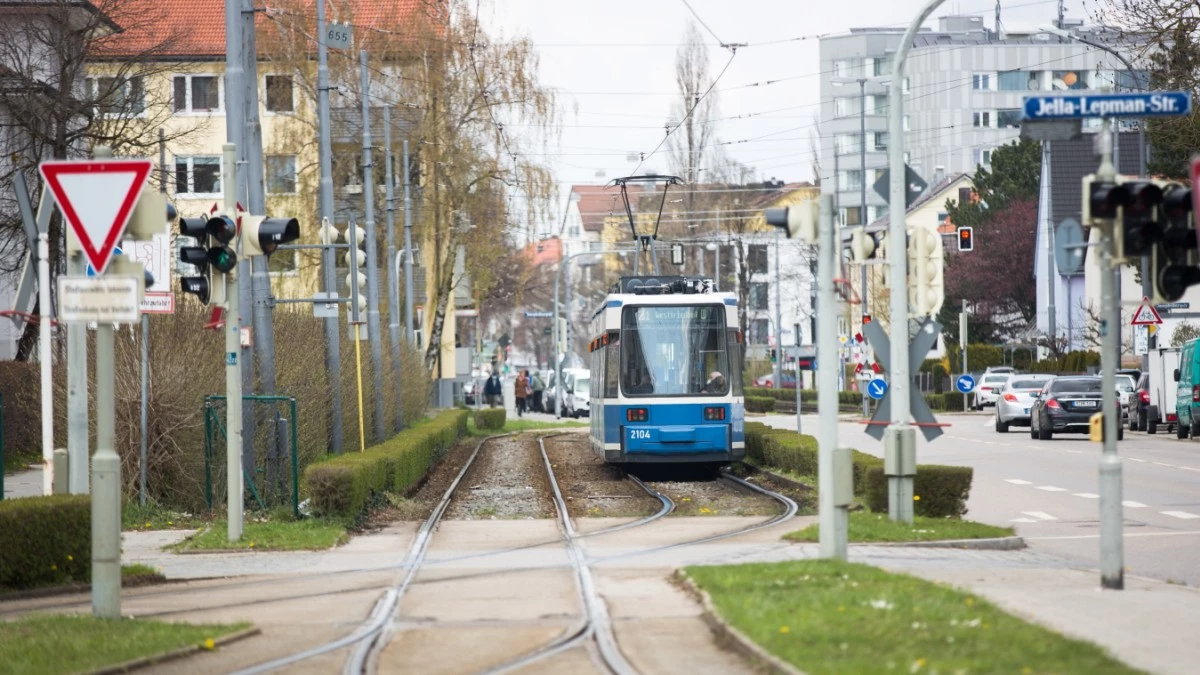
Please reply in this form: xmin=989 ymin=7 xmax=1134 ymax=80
xmin=586 ymin=276 xmax=745 ymax=465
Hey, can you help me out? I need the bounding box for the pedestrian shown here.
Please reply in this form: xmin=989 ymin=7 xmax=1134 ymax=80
xmin=514 ymin=369 xmax=529 ymax=417
xmin=484 ymin=370 xmax=502 ymax=408
xmin=531 ymin=370 xmax=545 ymax=412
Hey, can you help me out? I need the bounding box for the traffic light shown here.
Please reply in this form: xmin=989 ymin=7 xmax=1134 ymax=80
xmin=849 ymin=227 xmax=878 ymax=261
xmin=1082 ymin=174 xmax=1129 ymax=224
xmin=957 ymin=226 xmax=973 ymax=251
xmin=770 ymin=348 xmax=777 ymax=363
xmin=764 ymin=201 xmax=818 ymax=242
xmin=1153 ymin=182 xmax=1200 ymax=302
xmin=907 ymin=227 xmax=944 ymax=317
xmin=178 ymin=212 xmax=237 ymax=306
xmin=240 ymin=215 xmax=300 ymax=257
xmin=1117 ymin=179 xmax=1164 ymax=259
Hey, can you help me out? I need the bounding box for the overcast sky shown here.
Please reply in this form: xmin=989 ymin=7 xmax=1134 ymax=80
xmin=485 ymin=0 xmax=1095 ymax=207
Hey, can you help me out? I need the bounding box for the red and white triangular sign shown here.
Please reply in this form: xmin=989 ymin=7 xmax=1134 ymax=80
xmin=1131 ymin=297 xmax=1164 ymax=326
xmin=39 ymin=159 xmax=152 ymax=275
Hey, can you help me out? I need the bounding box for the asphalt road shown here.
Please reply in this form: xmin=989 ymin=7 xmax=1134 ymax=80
xmin=761 ymin=409 xmax=1200 ymax=587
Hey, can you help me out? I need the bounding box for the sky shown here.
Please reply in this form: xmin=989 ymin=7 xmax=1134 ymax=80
xmin=482 ymin=0 xmax=1099 ymax=227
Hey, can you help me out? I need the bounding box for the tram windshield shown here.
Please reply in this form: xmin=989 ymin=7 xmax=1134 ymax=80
xmin=620 ymin=305 xmax=729 ymax=397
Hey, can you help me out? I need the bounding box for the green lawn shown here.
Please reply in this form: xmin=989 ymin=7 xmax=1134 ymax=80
xmin=172 ymin=519 xmax=347 ymax=552
xmin=122 ymin=501 xmax=211 ymax=531
xmin=785 ymin=511 xmax=1014 ymax=543
xmin=685 ymin=560 xmax=1142 ymax=675
xmin=0 ymin=615 xmax=249 ymax=675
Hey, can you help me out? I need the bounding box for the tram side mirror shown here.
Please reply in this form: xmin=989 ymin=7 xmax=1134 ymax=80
xmin=1174 ymin=368 xmax=1180 ymax=382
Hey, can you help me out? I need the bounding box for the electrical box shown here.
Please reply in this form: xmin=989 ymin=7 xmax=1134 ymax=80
xmin=884 ymin=429 xmax=916 ymax=476
xmin=832 ymin=446 xmax=854 ymax=507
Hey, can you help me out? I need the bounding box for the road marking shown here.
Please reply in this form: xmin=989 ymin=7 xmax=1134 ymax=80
xmin=1010 ymin=517 xmax=1038 ymax=523
xmin=1005 ymin=479 xmax=1033 ymax=485
xmin=1073 ymin=492 xmax=1100 ymax=499
xmin=1026 ymin=531 xmax=1200 ymax=541
xmin=1036 ymin=486 xmax=1067 ymax=492
xmin=1067 ymin=449 xmax=1084 ymax=454
xmin=1154 ymin=462 xmax=1177 ymax=468
xmin=1161 ymin=511 xmax=1200 ymax=520
xmin=1129 ymin=458 xmax=1146 ymax=463
xmin=1181 ymin=466 xmax=1200 ymax=472
xmin=1022 ymin=511 xmax=1058 ymax=521
xmin=1123 ymin=501 xmax=1148 ymax=508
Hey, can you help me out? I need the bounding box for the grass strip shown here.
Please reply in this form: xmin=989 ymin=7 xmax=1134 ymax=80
xmin=172 ymin=519 xmax=347 ymax=552
xmin=122 ymin=501 xmax=210 ymax=531
xmin=466 ymin=418 xmax=587 ymax=436
xmin=684 ymin=560 xmax=1142 ymax=675
xmin=785 ymin=511 xmax=1014 ymax=543
xmin=0 ymin=615 xmax=248 ymax=675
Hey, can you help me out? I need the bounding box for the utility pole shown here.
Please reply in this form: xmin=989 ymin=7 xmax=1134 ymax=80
xmin=816 ymin=194 xmax=848 ymax=559
xmin=1045 ymin=143 xmax=1057 ymax=351
xmin=361 ymin=50 xmax=386 ymax=443
xmin=859 ymin=76 xmax=872 ymax=420
xmin=223 ymin=143 xmax=245 ymax=543
xmin=960 ymin=301 xmax=969 ymax=411
xmin=315 ymin=0 xmax=343 ymax=453
xmin=384 ymin=107 xmax=403 ymax=433
xmin=773 ymin=228 xmax=783 ymax=391
xmin=403 ymin=140 xmax=415 ymax=348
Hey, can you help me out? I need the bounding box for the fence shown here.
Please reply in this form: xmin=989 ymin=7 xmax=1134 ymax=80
xmin=204 ymin=395 xmax=300 ymax=519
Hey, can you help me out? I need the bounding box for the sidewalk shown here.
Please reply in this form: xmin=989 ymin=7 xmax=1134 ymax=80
xmin=2 ymin=466 xmax=43 ymax=499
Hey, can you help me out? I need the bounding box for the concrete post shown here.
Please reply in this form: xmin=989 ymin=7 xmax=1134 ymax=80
xmin=818 ymin=193 xmax=848 ymax=559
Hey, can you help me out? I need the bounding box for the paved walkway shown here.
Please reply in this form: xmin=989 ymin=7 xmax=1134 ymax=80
xmin=2 ymin=466 xmax=43 ymax=499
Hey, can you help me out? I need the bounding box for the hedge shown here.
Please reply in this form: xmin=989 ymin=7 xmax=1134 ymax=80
xmin=745 ymin=396 xmax=776 ymax=413
xmin=304 ymin=409 xmax=468 ymax=522
xmin=0 ymin=495 xmax=90 ymax=590
xmin=864 ymin=464 xmax=974 ymax=518
xmin=743 ymin=423 xmax=881 ymax=495
xmin=474 ymin=408 xmax=506 ymax=430
xmin=941 ymin=392 xmax=966 ymax=411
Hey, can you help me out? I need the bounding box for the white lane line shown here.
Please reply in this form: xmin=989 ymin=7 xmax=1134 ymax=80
xmin=1181 ymin=466 xmax=1200 ymax=472
xmin=1036 ymin=486 xmax=1068 ymax=492
xmin=1027 ymin=531 xmax=1200 ymax=541
xmin=1005 ymin=479 xmax=1033 ymax=485
xmin=1129 ymin=458 xmax=1147 ymax=463
xmin=1010 ymin=517 xmax=1038 ymax=523
xmin=1073 ymin=492 xmax=1100 ymax=499
xmin=1154 ymin=462 xmax=1177 ymax=468
xmin=1067 ymin=449 xmax=1084 ymax=454
xmin=1022 ymin=511 xmax=1058 ymax=521
xmin=1161 ymin=511 xmax=1200 ymax=520
xmin=1123 ymin=501 xmax=1148 ymax=508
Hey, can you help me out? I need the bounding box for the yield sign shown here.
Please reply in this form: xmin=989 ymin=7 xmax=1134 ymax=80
xmin=1131 ymin=297 xmax=1163 ymax=326
xmin=39 ymin=159 xmax=152 ymax=275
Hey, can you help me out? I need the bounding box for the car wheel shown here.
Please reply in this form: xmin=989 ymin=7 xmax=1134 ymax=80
xmin=995 ymin=416 xmax=1009 ymax=433
xmin=1038 ymin=423 xmax=1052 ymax=440
xmin=1117 ymin=426 xmax=1125 ymax=441
xmin=1192 ymin=419 xmax=1200 ymax=439
xmin=1148 ymin=417 xmax=1158 ymax=435
xmin=1029 ymin=420 xmax=1038 ymax=439
xmin=1178 ymin=418 xmax=1189 ymax=439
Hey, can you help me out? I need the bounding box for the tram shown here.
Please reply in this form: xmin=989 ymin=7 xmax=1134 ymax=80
xmin=586 ymin=275 xmax=745 ymax=465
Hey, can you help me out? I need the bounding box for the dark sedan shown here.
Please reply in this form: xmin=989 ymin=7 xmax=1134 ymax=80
xmin=1030 ymin=376 xmax=1123 ymax=441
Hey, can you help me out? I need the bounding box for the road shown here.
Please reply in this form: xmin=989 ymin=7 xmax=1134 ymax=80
xmin=761 ymin=409 xmax=1200 ymax=587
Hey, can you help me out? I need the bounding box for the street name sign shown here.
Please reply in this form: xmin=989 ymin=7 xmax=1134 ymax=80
xmin=524 ymin=310 xmax=554 ymax=318
xmin=1131 ymin=298 xmax=1163 ymax=326
xmin=1157 ymin=302 xmax=1190 ymax=311
xmin=58 ymin=277 xmax=138 ymax=324
xmin=1023 ymin=92 xmax=1192 ymax=120
xmin=956 ymin=374 xmax=976 ymax=394
xmin=873 ymin=164 xmax=928 ymax=208
xmin=39 ymin=159 xmax=152 ymax=275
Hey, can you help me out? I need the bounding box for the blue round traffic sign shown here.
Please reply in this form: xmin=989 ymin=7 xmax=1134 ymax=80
xmin=86 ymin=246 xmax=122 ymax=276
xmin=956 ymin=374 xmax=976 ymax=394
xmin=867 ymin=378 xmax=888 ymax=400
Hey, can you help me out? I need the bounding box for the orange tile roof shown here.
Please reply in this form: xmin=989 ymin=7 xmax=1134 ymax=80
xmin=571 ymin=184 xmax=627 ymax=233
xmin=92 ymin=0 xmax=445 ymax=60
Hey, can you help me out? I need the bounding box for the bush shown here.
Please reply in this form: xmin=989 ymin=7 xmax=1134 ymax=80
xmin=946 ymin=343 xmax=1004 ymax=372
xmin=745 ymin=396 xmax=776 ymax=413
xmin=304 ymin=409 xmax=468 ymax=522
xmin=473 ymin=408 xmax=506 ymax=430
xmin=942 ymin=392 xmax=966 ymax=411
xmin=0 ymin=495 xmax=90 ymax=590
xmin=743 ymin=424 xmax=881 ymax=495
xmin=864 ymin=464 xmax=974 ymax=518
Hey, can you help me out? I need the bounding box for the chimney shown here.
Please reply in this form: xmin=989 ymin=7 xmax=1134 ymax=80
xmin=933 ymin=165 xmax=946 ymax=186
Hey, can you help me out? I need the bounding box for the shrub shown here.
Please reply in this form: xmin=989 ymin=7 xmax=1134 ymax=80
xmin=304 ymin=409 xmax=468 ymax=522
xmin=0 ymin=495 xmax=90 ymax=590
xmin=474 ymin=408 xmax=506 ymax=430
xmin=745 ymin=396 xmax=776 ymax=413
xmin=942 ymin=392 xmax=966 ymax=411
xmin=864 ymin=464 xmax=974 ymax=518
xmin=743 ymin=424 xmax=880 ymax=495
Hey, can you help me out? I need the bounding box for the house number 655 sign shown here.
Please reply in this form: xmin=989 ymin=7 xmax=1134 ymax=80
xmin=327 ymin=22 xmax=352 ymax=50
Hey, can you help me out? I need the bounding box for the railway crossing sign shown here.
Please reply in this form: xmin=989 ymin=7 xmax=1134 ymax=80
xmin=39 ymin=159 xmax=153 ymax=275
xmin=862 ymin=317 xmax=944 ymax=441
xmin=867 ymin=378 xmax=888 ymax=400
xmin=1131 ymin=297 xmax=1163 ymax=326
xmin=956 ymin=374 xmax=976 ymax=394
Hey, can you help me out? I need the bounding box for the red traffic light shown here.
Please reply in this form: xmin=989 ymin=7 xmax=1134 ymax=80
xmin=957 ymin=226 xmax=974 ymax=251
xmin=862 ymin=315 xmax=872 ymax=325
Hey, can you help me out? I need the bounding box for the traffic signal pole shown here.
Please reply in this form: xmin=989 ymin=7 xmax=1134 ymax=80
xmin=316 ymin=0 xmax=344 ymax=454
xmin=224 ymin=143 xmax=245 ymax=543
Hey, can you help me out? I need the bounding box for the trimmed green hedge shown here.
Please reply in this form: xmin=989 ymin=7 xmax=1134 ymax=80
xmin=743 ymin=423 xmax=881 ymax=495
xmin=474 ymin=408 xmax=506 ymax=430
xmin=304 ymin=409 xmax=469 ymax=522
xmin=0 ymin=495 xmax=90 ymax=590
xmin=864 ymin=464 xmax=974 ymax=518
xmin=745 ymin=388 xmax=865 ymax=406
xmin=745 ymin=396 xmax=776 ymax=413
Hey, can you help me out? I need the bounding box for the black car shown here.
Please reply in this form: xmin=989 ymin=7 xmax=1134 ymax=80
xmin=1129 ymin=372 xmax=1150 ymax=431
xmin=1030 ymin=376 xmax=1123 ymax=441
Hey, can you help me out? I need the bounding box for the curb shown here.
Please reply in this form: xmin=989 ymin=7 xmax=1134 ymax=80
xmin=674 ymin=571 xmax=805 ymax=675
xmin=86 ymin=626 xmax=261 ymax=675
xmin=855 ymin=535 xmax=1027 ymax=550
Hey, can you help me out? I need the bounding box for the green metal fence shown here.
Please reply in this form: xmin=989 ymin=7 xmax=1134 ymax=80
xmin=204 ymin=395 xmax=300 ymax=518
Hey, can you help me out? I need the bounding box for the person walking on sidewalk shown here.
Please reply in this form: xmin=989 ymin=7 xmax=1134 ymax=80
xmin=531 ymin=370 xmax=545 ymax=412
xmin=484 ymin=370 xmax=502 ymax=408
xmin=514 ymin=370 xmax=530 ymax=417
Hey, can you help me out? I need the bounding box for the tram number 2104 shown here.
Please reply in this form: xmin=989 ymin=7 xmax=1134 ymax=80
xmin=628 ymin=429 xmax=652 ymax=440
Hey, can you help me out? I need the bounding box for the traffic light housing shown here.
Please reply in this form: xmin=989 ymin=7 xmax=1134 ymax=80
xmin=957 ymin=226 xmax=973 ymax=251
xmin=178 ymin=212 xmax=238 ymax=306
xmin=240 ymin=215 xmax=300 ymax=257
xmin=1117 ymin=179 xmax=1164 ymax=260
xmin=1152 ymin=182 xmax=1200 ymax=302
xmin=907 ymin=227 xmax=944 ymax=317
xmin=849 ymin=227 xmax=878 ymax=261
xmin=1082 ymin=174 xmax=1129 ymax=225
xmin=764 ymin=201 xmax=818 ymax=242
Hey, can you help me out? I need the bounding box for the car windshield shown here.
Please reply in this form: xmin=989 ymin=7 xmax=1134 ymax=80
xmin=575 ymin=378 xmax=590 ymax=393
xmin=983 ymin=375 xmax=1008 ymax=384
xmin=1052 ymin=378 xmax=1102 ymax=393
xmin=621 ymin=305 xmax=729 ymax=396
xmin=1010 ymin=379 xmax=1048 ymax=389
xmin=1115 ymin=377 xmax=1134 ymax=392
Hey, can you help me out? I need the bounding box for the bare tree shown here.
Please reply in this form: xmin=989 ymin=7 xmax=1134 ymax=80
xmin=666 ymin=21 xmax=718 ymax=215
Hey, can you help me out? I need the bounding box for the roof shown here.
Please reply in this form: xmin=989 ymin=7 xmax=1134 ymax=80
xmin=864 ymin=172 xmax=971 ymax=233
xmin=0 ymin=0 xmax=120 ymax=32
xmin=92 ymin=0 xmax=443 ymax=60
xmin=570 ymin=184 xmax=632 ymax=234
xmin=1048 ymin=131 xmax=1142 ymax=227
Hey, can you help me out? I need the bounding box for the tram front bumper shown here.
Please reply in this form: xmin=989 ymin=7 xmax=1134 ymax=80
xmin=609 ymin=424 xmax=743 ymax=463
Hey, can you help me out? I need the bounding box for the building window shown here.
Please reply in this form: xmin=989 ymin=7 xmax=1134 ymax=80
xmin=903 ymin=77 xmax=910 ymax=94
xmin=873 ymin=131 xmax=888 ymax=151
xmin=748 ymin=318 xmax=770 ymax=345
xmin=833 ymin=59 xmax=858 ymax=78
xmin=957 ymin=187 xmax=973 ymax=205
xmin=747 ymin=244 xmax=768 ymax=275
xmin=997 ymin=108 xmax=1022 ymax=128
xmin=972 ymin=111 xmax=992 ymax=128
xmin=266 ymin=155 xmax=297 ymax=194
xmin=971 ymin=73 xmax=992 ymax=90
xmin=833 ymin=97 xmax=851 ymax=118
xmin=749 ymin=283 xmax=769 ymax=310
xmin=997 ymin=70 xmax=1031 ymax=91
xmin=264 ymin=75 xmax=294 ymax=113
xmin=868 ymin=94 xmax=888 ymax=115
xmin=835 ymin=134 xmax=860 ymax=154
xmin=1116 ymin=70 xmax=1149 ymax=91
xmin=872 ymin=56 xmax=892 ymax=77
xmin=174 ymin=156 xmax=221 ymax=195
xmin=1051 ymin=71 xmax=1086 ymax=90
xmin=87 ymin=76 xmax=145 ymax=116
xmin=972 ymin=148 xmax=993 ymax=168
xmin=172 ymin=75 xmax=221 ymax=113
xmin=841 ymin=206 xmax=863 ymax=227
xmin=903 ymin=115 xmax=910 ymax=132
xmin=870 ymin=205 xmax=887 ymax=223
xmin=903 ymin=151 xmax=911 ymax=164
xmin=839 ymin=170 xmax=863 ymax=191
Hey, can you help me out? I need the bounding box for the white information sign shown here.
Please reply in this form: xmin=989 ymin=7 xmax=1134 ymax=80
xmin=326 ymin=22 xmax=352 ymax=50
xmin=59 ymin=277 xmax=139 ymax=324
xmin=124 ymin=234 xmax=174 ymax=313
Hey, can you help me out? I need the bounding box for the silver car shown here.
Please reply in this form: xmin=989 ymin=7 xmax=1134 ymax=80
xmin=995 ymin=374 xmax=1054 ymax=432
xmin=1114 ymin=374 xmax=1136 ymax=424
xmin=974 ymin=373 xmax=1012 ymax=410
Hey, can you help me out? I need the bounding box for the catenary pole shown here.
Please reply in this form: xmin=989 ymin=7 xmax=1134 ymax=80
xmin=403 ymin=140 xmax=416 ymax=348
xmin=817 ymin=193 xmax=847 ymax=559
xmin=315 ymin=0 xmax=343 ymax=453
xmin=384 ymin=106 xmax=402 ymax=432
xmin=361 ymin=50 xmax=386 ymax=443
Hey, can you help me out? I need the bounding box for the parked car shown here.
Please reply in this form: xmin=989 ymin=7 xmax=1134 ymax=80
xmin=547 ymin=367 xmax=588 ymax=416
xmin=564 ymin=371 xmax=591 ymax=418
xmin=985 ymin=366 xmax=1017 ymax=374
xmin=1176 ymin=338 xmax=1200 ymax=437
xmin=973 ymin=373 xmax=1012 ymax=410
xmin=1114 ymin=374 xmax=1136 ymax=425
xmin=1142 ymin=347 xmax=1181 ymax=436
xmin=995 ymin=374 xmax=1054 ymax=432
xmin=753 ymin=372 xmax=797 ymax=389
xmin=1030 ymin=376 xmax=1123 ymax=441
xmin=1129 ymin=372 xmax=1151 ymax=431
